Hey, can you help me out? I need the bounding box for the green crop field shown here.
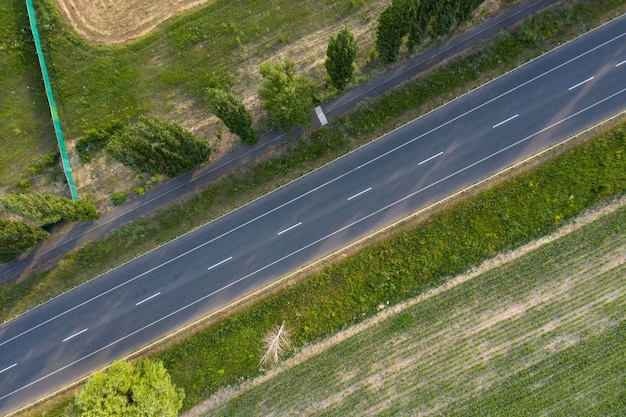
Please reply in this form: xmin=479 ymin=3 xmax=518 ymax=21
xmin=202 ymin=204 xmax=626 ymax=416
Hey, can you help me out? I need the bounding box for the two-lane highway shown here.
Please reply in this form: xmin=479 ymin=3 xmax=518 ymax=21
xmin=1 ymin=14 xmax=625 ymax=415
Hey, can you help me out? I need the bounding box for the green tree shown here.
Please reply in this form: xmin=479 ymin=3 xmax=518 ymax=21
xmin=73 ymin=360 xmax=184 ymax=417
xmin=375 ymin=4 xmax=405 ymax=64
xmin=106 ymin=116 xmax=210 ymax=177
xmin=0 ymin=193 xmax=98 ymax=223
xmin=206 ymin=88 xmax=258 ymax=144
xmin=258 ymin=59 xmax=317 ymax=129
xmin=429 ymin=0 xmax=457 ymax=37
xmin=404 ymin=0 xmax=428 ymax=53
xmin=325 ymin=28 xmax=359 ymax=91
xmin=0 ymin=219 xmax=49 ymax=262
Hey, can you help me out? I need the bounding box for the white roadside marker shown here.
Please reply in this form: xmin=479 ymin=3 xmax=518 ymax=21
xmin=315 ymin=106 xmax=328 ymax=126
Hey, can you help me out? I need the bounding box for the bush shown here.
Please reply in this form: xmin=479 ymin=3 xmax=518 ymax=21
xmin=76 ymin=120 xmax=124 ymax=163
xmin=205 ymin=88 xmax=257 ymax=144
xmin=258 ymin=60 xmax=317 ymax=129
xmin=106 ymin=116 xmax=210 ymax=177
xmin=0 ymin=218 xmax=49 ymax=262
xmin=111 ymin=191 xmax=128 ymax=206
xmin=0 ymin=193 xmax=99 ymax=223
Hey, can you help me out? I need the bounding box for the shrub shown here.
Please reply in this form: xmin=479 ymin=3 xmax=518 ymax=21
xmin=106 ymin=116 xmax=210 ymax=177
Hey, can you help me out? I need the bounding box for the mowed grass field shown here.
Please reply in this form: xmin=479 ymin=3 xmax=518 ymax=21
xmin=201 ymin=204 xmax=626 ymax=416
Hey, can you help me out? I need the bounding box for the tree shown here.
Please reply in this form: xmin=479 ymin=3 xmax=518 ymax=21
xmin=404 ymin=0 xmax=428 ymax=53
xmin=375 ymin=4 xmax=406 ymax=64
xmin=106 ymin=116 xmax=210 ymax=177
xmin=429 ymin=0 xmax=457 ymax=37
xmin=258 ymin=59 xmax=317 ymax=129
xmin=206 ymin=88 xmax=258 ymax=144
xmin=325 ymin=28 xmax=359 ymax=91
xmin=73 ymin=360 xmax=184 ymax=417
xmin=0 ymin=193 xmax=98 ymax=223
xmin=0 ymin=219 xmax=49 ymax=262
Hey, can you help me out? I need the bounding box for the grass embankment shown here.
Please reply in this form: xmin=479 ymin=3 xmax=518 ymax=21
xmin=202 ymin=203 xmax=626 ymax=416
xmin=0 ymin=0 xmax=56 ymax=187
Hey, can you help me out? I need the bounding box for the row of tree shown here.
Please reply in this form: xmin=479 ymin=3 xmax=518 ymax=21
xmin=206 ymin=27 xmax=359 ymax=135
xmin=0 ymin=193 xmax=99 ymax=262
xmin=376 ymin=0 xmax=484 ymax=64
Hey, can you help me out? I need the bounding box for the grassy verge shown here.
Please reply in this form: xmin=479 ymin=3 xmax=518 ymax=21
xmin=201 ymin=203 xmax=626 ymax=416
xmin=2 ymin=0 xmax=624 ymax=321
xmin=0 ymin=0 xmax=56 ymax=187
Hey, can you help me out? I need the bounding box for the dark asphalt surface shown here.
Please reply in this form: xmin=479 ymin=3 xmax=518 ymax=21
xmin=1 ymin=11 xmax=625 ymax=415
xmin=0 ymin=0 xmax=560 ymax=284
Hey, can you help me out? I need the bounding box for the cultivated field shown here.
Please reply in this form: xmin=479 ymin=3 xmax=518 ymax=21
xmin=196 ymin=202 xmax=626 ymax=416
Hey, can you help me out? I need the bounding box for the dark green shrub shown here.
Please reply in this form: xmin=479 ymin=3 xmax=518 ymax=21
xmin=106 ymin=116 xmax=210 ymax=177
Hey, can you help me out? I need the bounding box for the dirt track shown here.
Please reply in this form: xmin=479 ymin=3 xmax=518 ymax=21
xmin=52 ymin=0 xmax=213 ymax=44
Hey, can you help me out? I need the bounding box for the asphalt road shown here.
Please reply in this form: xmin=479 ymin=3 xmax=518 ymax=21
xmin=0 ymin=0 xmax=560 ymax=284
xmin=1 ymin=12 xmax=625 ymax=415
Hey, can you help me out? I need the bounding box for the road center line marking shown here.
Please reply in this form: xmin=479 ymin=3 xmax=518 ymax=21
xmin=207 ymin=257 xmax=233 ymax=271
xmin=4 ymin=30 xmax=625 ymax=349
xmin=62 ymin=328 xmax=88 ymax=342
xmin=418 ymin=151 xmax=444 ymax=166
xmin=568 ymin=76 xmax=594 ymax=90
xmin=616 ymin=59 xmax=626 ymax=67
xmin=347 ymin=187 xmax=372 ymax=201
xmin=0 ymin=363 xmax=17 ymax=374
xmin=492 ymin=114 xmax=519 ymax=128
xmin=278 ymin=222 xmax=302 ymax=235
xmin=4 ymin=86 xmax=623 ymax=402
xmin=135 ymin=292 xmax=161 ymax=306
